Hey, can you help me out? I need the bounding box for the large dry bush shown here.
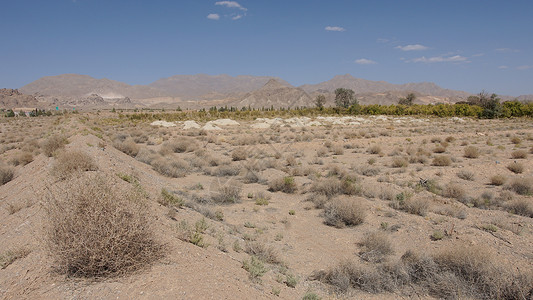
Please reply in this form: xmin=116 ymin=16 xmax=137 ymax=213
xmin=211 ymin=181 xmax=242 ymax=204
xmin=463 ymin=146 xmax=480 ymax=158
xmin=432 ymin=155 xmax=452 ymax=166
xmin=507 ymin=162 xmax=524 ymax=174
xmin=508 ymin=177 xmax=533 ymax=195
xmin=323 ymin=197 xmax=365 ymax=228
xmin=51 ymin=150 xmax=97 ymax=179
xmin=0 ymin=163 xmax=14 ymax=185
xmin=43 ymin=175 xmax=162 ymax=278
xmin=41 ymin=135 xmax=68 ymax=157
xmin=10 ymin=151 xmax=33 ymax=166
xmin=160 ymin=138 xmax=198 ymax=154
xmin=268 ymin=176 xmax=297 ymax=194
xmin=358 ymin=232 xmax=394 ymax=263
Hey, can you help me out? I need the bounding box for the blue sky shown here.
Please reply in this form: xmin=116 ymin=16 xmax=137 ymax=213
xmin=1 ymin=0 xmax=532 ymax=96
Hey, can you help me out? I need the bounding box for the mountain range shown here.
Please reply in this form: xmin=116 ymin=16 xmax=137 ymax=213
xmin=12 ymin=73 xmax=531 ymax=109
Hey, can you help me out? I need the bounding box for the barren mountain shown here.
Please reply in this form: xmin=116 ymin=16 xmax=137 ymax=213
xmin=230 ymin=79 xmax=312 ymax=109
xmin=300 ymin=74 xmax=470 ymax=99
xmin=20 ymin=74 xmax=165 ymax=99
xmin=0 ymin=89 xmax=40 ymax=109
xmin=148 ymin=74 xmax=291 ymax=99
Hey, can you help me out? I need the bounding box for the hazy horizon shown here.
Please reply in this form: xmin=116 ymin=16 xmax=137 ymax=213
xmin=2 ymin=0 xmax=532 ymax=96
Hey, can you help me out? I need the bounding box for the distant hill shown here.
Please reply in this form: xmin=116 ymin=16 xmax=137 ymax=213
xmin=148 ymin=74 xmax=291 ymax=99
xmin=300 ymin=74 xmax=470 ymax=100
xmin=0 ymin=89 xmax=40 ymax=109
xmin=20 ymin=74 xmax=165 ymax=99
xmin=230 ymin=79 xmax=312 ymax=109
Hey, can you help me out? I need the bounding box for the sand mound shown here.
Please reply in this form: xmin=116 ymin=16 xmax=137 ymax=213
xmin=183 ymin=120 xmax=201 ymax=129
xmin=150 ymin=120 xmax=176 ymax=127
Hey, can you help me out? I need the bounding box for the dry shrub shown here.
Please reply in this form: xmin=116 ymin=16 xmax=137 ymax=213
xmin=310 ymin=177 xmax=342 ymax=198
xmin=391 ymin=157 xmax=409 ymax=168
xmin=151 ymin=156 xmax=189 ymax=178
xmin=433 ymin=145 xmax=446 ymax=153
xmin=211 ymin=181 xmax=242 ymax=204
xmin=456 ymin=170 xmax=475 ymax=181
xmin=367 ymin=145 xmax=382 ymax=155
xmin=442 ymin=183 xmax=466 ymax=200
xmin=316 ymin=147 xmax=328 ymax=157
xmin=10 ymin=151 xmax=33 ymax=166
xmin=51 ymin=151 xmax=97 ymax=179
xmin=511 ymin=150 xmax=528 ymax=159
xmin=510 ymin=136 xmax=521 ymax=144
xmin=113 ymin=138 xmax=139 ymax=157
xmin=316 ymin=246 xmax=533 ymax=299
xmin=463 ymin=146 xmax=480 ymax=158
xmin=332 ymin=144 xmax=344 ymax=155
xmin=212 ymin=164 xmax=240 ymax=177
xmin=359 ymin=232 xmax=394 ymax=263
xmin=401 ymin=198 xmax=430 ymax=216
xmin=43 ymin=175 xmax=162 ymax=278
xmin=232 ymin=147 xmax=248 ymax=161
xmin=432 ymin=155 xmax=451 ymax=166
xmin=245 ymin=242 xmax=281 ymax=265
xmin=490 ymin=174 xmax=507 ymax=186
xmin=135 ymin=148 xmax=160 ymax=164
xmin=507 ymin=162 xmax=524 ymax=174
xmin=268 ymin=176 xmax=297 ymax=194
xmin=0 ymin=247 xmax=31 ymax=269
xmin=508 ymin=177 xmax=533 ymax=195
xmin=160 ymin=138 xmax=198 ymax=154
xmin=505 ymin=199 xmax=533 ymax=218
xmin=42 ymin=135 xmax=68 ymax=157
xmin=0 ymin=164 xmax=15 ymax=185
xmin=323 ymin=197 xmax=365 ymax=228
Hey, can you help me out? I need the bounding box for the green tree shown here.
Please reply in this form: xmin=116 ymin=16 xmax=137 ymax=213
xmin=334 ymin=88 xmax=357 ymax=108
xmin=398 ymin=93 xmax=416 ymax=106
xmin=314 ymin=95 xmax=326 ymax=110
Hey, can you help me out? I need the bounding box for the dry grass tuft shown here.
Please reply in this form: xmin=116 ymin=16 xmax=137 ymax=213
xmin=490 ymin=174 xmax=507 ymax=186
xmin=211 ymin=181 xmax=242 ymax=204
xmin=151 ymin=157 xmax=189 ymax=178
xmin=232 ymin=147 xmax=248 ymax=161
xmin=391 ymin=157 xmax=409 ymax=168
xmin=51 ymin=151 xmax=98 ymax=179
xmin=113 ymin=138 xmax=139 ymax=157
xmin=507 ymin=162 xmax=524 ymax=174
xmin=268 ymin=176 xmax=297 ymax=194
xmin=10 ymin=151 xmax=33 ymax=166
xmin=432 ymin=155 xmax=452 ymax=166
xmin=0 ymin=164 xmax=15 ymax=185
xmin=358 ymin=232 xmax=394 ymax=263
xmin=245 ymin=242 xmax=282 ymax=265
xmin=511 ymin=150 xmax=528 ymax=159
xmin=463 ymin=146 xmax=480 ymax=158
xmin=0 ymin=247 xmax=31 ymax=269
xmin=323 ymin=197 xmax=365 ymax=228
xmin=43 ymin=175 xmax=163 ymax=278
xmin=508 ymin=177 xmax=533 ymax=196
xmin=42 ymin=135 xmax=68 ymax=157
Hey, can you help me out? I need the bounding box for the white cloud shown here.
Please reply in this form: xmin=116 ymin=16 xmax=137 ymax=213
xmin=355 ymin=58 xmax=377 ymax=65
xmin=410 ymin=55 xmax=468 ymax=63
xmin=495 ymin=48 xmax=520 ymax=53
xmin=395 ymin=44 xmax=428 ymax=51
xmin=498 ymin=65 xmax=509 ymax=69
xmin=207 ymin=13 xmax=220 ymax=20
xmin=232 ymin=14 xmax=242 ymax=20
xmin=325 ymin=26 xmax=345 ymax=32
xmin=517 ymin=65 xmax=533 ymax=70
xmin=215 ymin=1 xmax=247 ymax=11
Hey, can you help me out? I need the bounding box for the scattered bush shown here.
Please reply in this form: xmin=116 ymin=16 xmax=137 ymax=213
xmin=113 ymin=138 xmax=139 ymax=157
xmin=42 ymin=135 xmax=68 ymax=157
xmin=310 ymin=178 xmax=342 ymax=198
xmin=0 ymin=164 xmax=15 ymax=185
xmin=432 ymin=155 xmax=451 ymax=166
xmin=463 ymin=146 xmax=480 ymax=158
xmin=160 ymin=138 xmax=198 ymax=154
xmin=510 ymin=136 xmax=521 ymax=144
xmin=242 ymin=256 xmax=267 ymax=280
xmin=400 ymin=197 xmax=430 ymax=216
xmin=268 ymin=176 xmax=297 ymax=193
xmin=508 ymin=177 xmax=533 ymax=195
xmin=151 ymin=157 xmax=189 ymax=178
xmin=0 ymin=247 xmax=31 ymax=269
xmin=442 ymin=183 xmax=466 ymax=200
xmin=51 ymin=150 xmax=98 ymax=179
xmin=368 ymin=145 xmax=382 ymax=155
xmin=10 ymin=151 xmax=33 ymax=166
xmin=490 ymin=174 xmax=506 ymax=186
xmin=511 ymin=150 xmax=528 ymax=159
xmin=507 ymin=161 xmax=524 ymax=174
xmin=505 ymin=199 xmax=533 ymax=217
xmin=323 ymin=197 xmax=365 ymax=228
xmin=245 ymin=242 xmax=281 ymax=264
xmin=391 ymin=157 xmax=409 ymax=168
xmin=43 ymin=175 xmax=162 ymax=278
xmin=358 ymin=232 xmax=394 ymax=263
xmin=159 ymin=188 xmax=184 ymax=208
xmin=211 ymin=182 xmax=242 ymax=204
xmin=456 ymin=170 xmax=475 ymax=181
xmin=232 ymin=147 xmax=247 ymax=161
